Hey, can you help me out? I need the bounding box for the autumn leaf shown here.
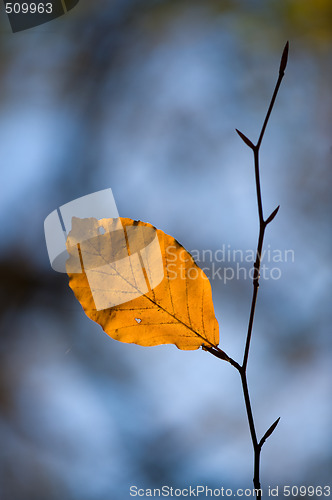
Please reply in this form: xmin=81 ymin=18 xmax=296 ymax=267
xmin=66 ymin=217 xmax=219 ymax=350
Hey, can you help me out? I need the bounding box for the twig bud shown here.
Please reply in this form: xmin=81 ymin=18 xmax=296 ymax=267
xmin=260 ymin=417 xmax=281 ymax=447
xmin=279 ymin=41 xmax=289 ymax=75
xmin=235 ymin=129 xmax=255 ymax=149
xmin=265 ymin=205 xmax=280 ymax=225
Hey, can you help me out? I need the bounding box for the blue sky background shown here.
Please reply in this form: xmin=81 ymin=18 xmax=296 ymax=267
xmin=0 ymin=1 xmax=331 ymax=499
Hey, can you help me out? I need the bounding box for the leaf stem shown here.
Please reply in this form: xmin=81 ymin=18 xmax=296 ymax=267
xmin=206 ymin=42 xmax=288 ymax=499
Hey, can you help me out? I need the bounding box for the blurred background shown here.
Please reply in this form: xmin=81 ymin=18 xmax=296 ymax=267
xmin=0 ymin=0 xmax=331 ymax=499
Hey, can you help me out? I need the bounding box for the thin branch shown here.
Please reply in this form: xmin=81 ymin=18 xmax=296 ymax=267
xmin=242 ymin=218 xmax=265 ymax=371
xmin=238 ymin=42 xmax=288 ymax=498
xmin=242 ymin=42 xmax=288 ymax=374
xmin=205 ymin=42 xmax=288 ymax=499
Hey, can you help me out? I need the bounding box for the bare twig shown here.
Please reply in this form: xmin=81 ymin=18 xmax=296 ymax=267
xmin=206 ymin=42 xmax=288 ymax=498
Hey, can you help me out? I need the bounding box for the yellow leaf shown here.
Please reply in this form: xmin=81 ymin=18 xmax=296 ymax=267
xmin=66 ymin=217 xmax=219 ymax=350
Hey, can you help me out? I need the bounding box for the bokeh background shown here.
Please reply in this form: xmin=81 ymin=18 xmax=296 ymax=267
xmin=0 ymin=1 xmax=331 ymax=499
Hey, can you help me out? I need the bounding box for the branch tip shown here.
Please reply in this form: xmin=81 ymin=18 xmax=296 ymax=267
xmin=279 ymin=41 xmax=289 ymax=75
xmin=236 ymin=129 xmax=255 ymax=149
